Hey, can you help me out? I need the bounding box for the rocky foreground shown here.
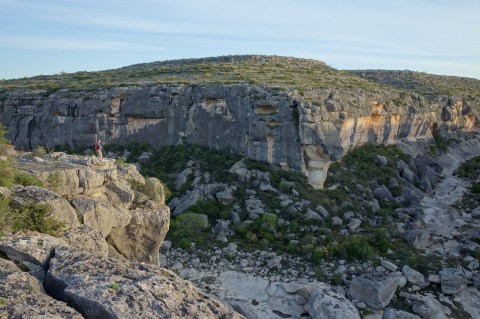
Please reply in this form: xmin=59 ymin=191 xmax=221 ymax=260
xmin=1 ymin=133 xmax=480 ymax=318
xmin=0 ymin=153 xmax=243 ymax=318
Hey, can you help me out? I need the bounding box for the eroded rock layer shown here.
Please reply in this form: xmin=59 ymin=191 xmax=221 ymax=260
xmin=1 ymin=86 xmax=478 ymax=188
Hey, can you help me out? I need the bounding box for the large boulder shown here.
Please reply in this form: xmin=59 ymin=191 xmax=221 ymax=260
xmin=306 ymin=285 xmax=361 ymax=319
xmin=107 ymin=206 xmax=170 ymax=265
xmin=143 ymin=177 xmax=166 ymax=206
xmin=70 ymin=196 xmax=131 ymax=237
xmin=45 ymin=247 xmax=244 ymax=319
xmin=116 ymin=163 xmax=145 ymax=185
xmin=439 ymin=267 xmax=467 ymax=295
xmin=105 ymin=179 xmax=135 ymax=208
xmin=12 ymin=185 xmax=80 ymax=228
xmin=349 ymin=273 xmax=400 ymax=310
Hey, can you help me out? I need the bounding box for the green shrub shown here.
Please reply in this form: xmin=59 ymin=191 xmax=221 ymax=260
xmin=471 ymin=183 xmax=480 ymax=194
xmin=45 ymin=171 xmax=62 ymax=191
xmin=456 ymin=156 xmax=480 ymax=180
xmin=0 ymin=160 xmax=16 ymax=188
xmin=0 ymin=199 xmax=64 ymax=236
xmin=185 ymin=199 xmax=231 ymax=221
xmin=167 ymin=212 xmax=211 ymax=247
xmin=14 ymin=172 xmax=43 ymax=187
xmin=32 ymin=146 xmax=47 ymax=158
xmin=332 ymin=235 xmax=376 ymax=262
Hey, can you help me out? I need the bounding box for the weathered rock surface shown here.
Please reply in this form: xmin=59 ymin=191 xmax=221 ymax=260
xmin=62 ymin=225 xmax=109 ymax=258
xmin=0 ymin=233 xmax=67 ymax=268
xmin=46 ymin=246 xmax=243 ymax=319
xmin=13 ymin=154 xmax=171 ymax=265
xmin=108 ymin=206 xmax=170 ymax=264
xmin=439 ymin=267 xmax=467 ymax=295
xmin=2 ymin=84 xmax=478 ymax=188
xmin=306 ymin=285 xmax=361 ymax=319
xmin=349 ymin=273 xmax=400 ymax=309
xmin=70 ymin=196 xmax=131 ymax=237
xmin=0 ymin=270 xmax=84 ymax=318
xmin=12 ymin=185 xmax=80 ymax=228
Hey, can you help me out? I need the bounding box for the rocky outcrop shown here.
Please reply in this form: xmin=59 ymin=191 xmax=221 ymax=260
xmin=13 ymin=153 xmax=170 ymax=265
xmin=1 ymin=85 xmax=478 ymax=188
xmin=0 ymin=233 xmax=244 ymax=319
xmin=0 ymin=269 xmax=84 ymax=318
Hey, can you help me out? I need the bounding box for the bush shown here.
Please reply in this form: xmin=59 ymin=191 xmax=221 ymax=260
xmin=32 ymin=146 xmax=47 ymax=158
xmin=167 ymin=213 xmax=211 ymax=248
xmin=0 ymin=160 xmax=16 ymax=188
xmin=332 ymin=235 xmax=376 ymax=262
xmin=14 ymin=172 xmax=43 ymax=187
xmin=0 ymin=199 xmax=64 ymax=236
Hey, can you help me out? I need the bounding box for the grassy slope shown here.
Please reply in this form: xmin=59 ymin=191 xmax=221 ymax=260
xmin=0 ymin=56 xmax=383 ymax=95
xmin=348 ymin=69 xmax=480 ymax=96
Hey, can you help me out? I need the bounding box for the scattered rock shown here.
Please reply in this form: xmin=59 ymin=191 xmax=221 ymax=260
xmin=439 ymin=267 xmax=467 ymax=295
xmin=349 ymin=273 xmax=399 ymax=310
xmin=307 ymin=285 xmax=361 ymax=319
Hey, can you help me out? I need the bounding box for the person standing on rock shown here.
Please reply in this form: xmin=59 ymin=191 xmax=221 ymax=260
xmin=95 ymin=139 xmax=103 ymax=158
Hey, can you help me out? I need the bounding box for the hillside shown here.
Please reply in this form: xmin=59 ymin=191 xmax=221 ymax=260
xmin=349 ymin=69 xmax=480 ymax=96
xmin=0 ymin=56 xmax=384 ymax=98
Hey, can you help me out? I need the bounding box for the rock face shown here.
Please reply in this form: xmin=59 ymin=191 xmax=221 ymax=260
xmin=0 ymin=233 xmax=244 ymax=319
xmin=14 ymin=154 xmax=170 ymax=265
xmin=45 ymin=246 xmax=243 ymax=319
xmin=0 ymin=270 xmax=84 ymax=318
xmin=1 ymin=85 xmax=478 ymax=188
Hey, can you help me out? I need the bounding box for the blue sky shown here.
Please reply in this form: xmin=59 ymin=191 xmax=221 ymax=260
xmin=1 ymin=0 xmax=479 ymax=79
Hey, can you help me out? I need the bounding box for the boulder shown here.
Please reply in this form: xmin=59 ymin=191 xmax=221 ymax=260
xmin=62 ymin=225 xmax=109 ymax=257
xmin=45 ymin=247 xmax=243 ymax=319
xmin=375 ymin=155 xmax=388 ymax=166
xmin=0 ymin=186 xmax=11 ymax=197
xmin=402 ymin=265 xmax=427 ymax=287
xmin=116 ymin=163 xmax=145 ymax=185
xmin=306 ymin=209 xmax=323 ymax=221
xmin=12 ymin=185 xmax=80 ymax=229
xmin=175 ymin=168 xmax=192 ymax=190
xmin=439 ymin=267 xmax=467 ymax=295
xmin=400 ymin=292 xmax=447 ymax=319
xmin=306 ymin=285 xmax=361 ymax=319
xmin=108 ymin=206 xmax=170 ymax=265
xmin=373 ymin=185 xmax=394 ymax=201
xmin=331 ymin=216 xmax=343 ymax=226
xmin=349 ymin=273 xmax=400 ymax=310
xmin=381 ymin=260 xmax=398 ymax=272
xmin=315 ymin=205 xmax=330 ymax=219
xmin=70 ymin=196 xmax=131 ymax=237
xmin=15 ymin=161 xmax=83 ymax=196
xmin=105 ymin=179 xmax=135 ymax=208
xmin=0 ymin=270 xmax=83 ymax=318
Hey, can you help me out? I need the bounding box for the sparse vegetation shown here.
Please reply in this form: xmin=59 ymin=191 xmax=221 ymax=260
xmin=0 ymin=56 xmax=385 ymax=105
xmin=137 ymin=142 xmax=412 ymax=263
xmin=0 ymin=198 xmax=64 ymax=237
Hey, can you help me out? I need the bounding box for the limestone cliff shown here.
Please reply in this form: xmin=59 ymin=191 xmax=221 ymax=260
xmin=1 ymin=56 xmax=479 ymax=188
